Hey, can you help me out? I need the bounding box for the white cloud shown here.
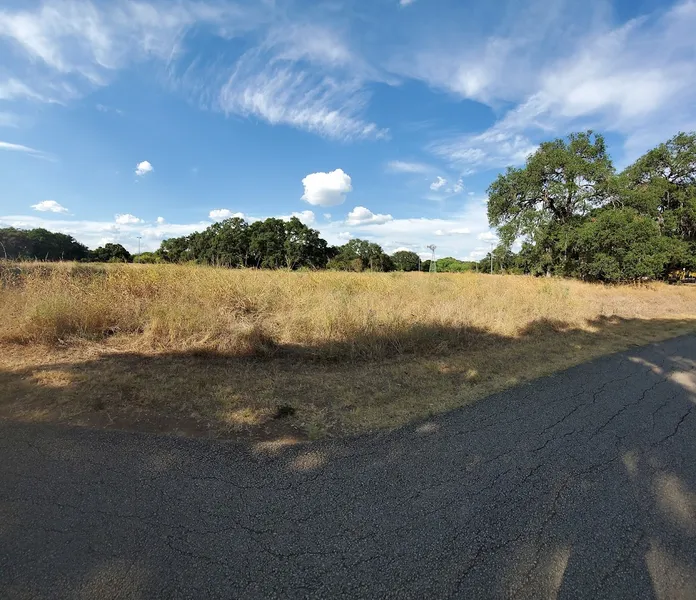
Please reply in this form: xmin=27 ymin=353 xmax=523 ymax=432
xmin=301 ymin=169 xmax=353 ymax=207
xmin=31 ymin=200 xmax=68 ymax=213
xmin=0 ymin=140 xmax=47 ymax=158
xmin=1 ymin=194 xmax=497 ymax=261
xmin=218 ymin=54 xmax=386 ymax=141
xmin=431 ymin=128 xmax=538 ymax=172
xmin=0 ymin=214 xmax=208 ymax=253
xmin=315 ymin=195 xmax=494 ymax=260
xmin=115 ymin=213 xmax=143 ymax=225
xmin=135 ymin=160 xmax=153 ymax=176
xmin=346 ymin=206 xmax=394 ymax=226
xmin=400 ymin=0 xmax=417 ymax=5
xmin=478 ymin=231 xmax=498 ymax=242
xmin=209 ymin=209 xmax=245 ymax=221
xmin=0 ymin=0 xmax=248 ymax=103
xmin=156 ymin=216 xmax=165 ymax=224
xmin=96 ymin=103 xmax=123 ymax=115
xmin=421 ymin=1 xmax=696 ymax=167
xmin=289 ymin=210 xmax=316 ymax=225
xmin=452 ymin=179 xmax=465 ymax=194
xmin=0 ymin=78 xmax=48 ymax=102
xmin=430 ymin=176 xmax=447 ymax=191
xmin=435 ymin=227 xmax=471 ymax=236
xmin=387 ymin=160 xmax=431 ymax=173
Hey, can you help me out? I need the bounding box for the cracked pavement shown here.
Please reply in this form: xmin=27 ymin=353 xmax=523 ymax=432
xmin=2 ymin=336 xmax=696 ymax=599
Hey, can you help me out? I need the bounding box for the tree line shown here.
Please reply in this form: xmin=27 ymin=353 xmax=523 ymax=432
xmin=152 ymin=217 xmax=475 ymax=272
xmin=0 ymin=219 xmax=479 ymax=274
xmin=484 ymin=131 xmax=696 ymax=282
xmin=0 ymin=228 xmax=134 ymax=263
xmin=4 ymin=130 xmax=694 ymax=282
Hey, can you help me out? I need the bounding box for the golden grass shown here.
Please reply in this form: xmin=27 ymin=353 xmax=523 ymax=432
xmin=1 ymin=262 xmax=696 ymax=439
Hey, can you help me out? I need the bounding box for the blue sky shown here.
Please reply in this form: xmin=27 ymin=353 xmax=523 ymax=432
xmin=1 ymin=0 xmax=695 ymax=259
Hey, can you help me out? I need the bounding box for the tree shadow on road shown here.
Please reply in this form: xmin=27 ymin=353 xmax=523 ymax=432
xmin=1 ymin=333 xmax=696 ymax=597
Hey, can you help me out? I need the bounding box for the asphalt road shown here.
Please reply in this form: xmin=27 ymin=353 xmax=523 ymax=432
xmin=2 ymin=337 xmax=696 ymax=599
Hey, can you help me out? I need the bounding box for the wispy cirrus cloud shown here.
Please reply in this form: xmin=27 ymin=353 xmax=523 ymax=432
xmin=0 ymin=140 xmax=51 ymax=159
xmin=218 ymin=58 xmax=385 ymax=141
xmin=0 ymin=0 xmax=266 ymax=115
xmin=0 ymin=0 xmax=387 ymax=142
xmin=424 ymin=0 xmax=696 ymax=168
xmin=386 ymin=160 xmax=432 ymax=173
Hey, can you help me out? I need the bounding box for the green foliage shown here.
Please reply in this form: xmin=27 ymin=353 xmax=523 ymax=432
xmin=91 ymin=243 xmax=132 ymax=263
xmin=0 ymin=227 xmax=89 ymax=261
xmin=573 ymin=208 xmax=689 ymax=282
xmin=488 ymin=131 xmax=614 ymax=245
xmin=485 ymin=130 xmax=696 ymax=281
xmin=391 ymin=250 xmax=420 ymax=271
xmin=133 ymin=252 xmax=161 ymax=264
xmin=156 ymin=216 xmax=330 ymax=269
xmin=476 ymin=245 xmax=522 ymax=274
xmin=436 ymin=257 xmax=476 ymax=273
xmin=328 ymin=239 xmax=394 ymax=272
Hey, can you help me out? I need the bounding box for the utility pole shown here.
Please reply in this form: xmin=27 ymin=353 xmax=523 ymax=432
xmin=137 ymin=236 xmax=142 ymax=255
xmin=490 ymin=242 xmax=494 ymax=275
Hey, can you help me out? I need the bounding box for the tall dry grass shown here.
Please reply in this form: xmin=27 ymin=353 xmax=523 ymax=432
xmin=2 ymin=262 xmax=696 ymax=359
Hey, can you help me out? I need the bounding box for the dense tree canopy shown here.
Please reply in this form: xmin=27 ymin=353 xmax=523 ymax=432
xmin=91 ymin=243 xmax=133 ymax=263
xmin=327 ymin=239 xmax=394 ymax=271
xmin=156 ymin=216 xmax=330 ymax=269
xmin=485 ymin=131 xmax=696 ymax=281
xmin=391 ymin=250 xmax=421 ymax=272
xmin=0 ymin=227 xmax=89 ymax=261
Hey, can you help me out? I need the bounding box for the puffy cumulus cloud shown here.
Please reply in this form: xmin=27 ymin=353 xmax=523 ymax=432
xmin=430 ymin=176 xmax=447 ymax=191
xmin=135 ymin=160 xmax=153 ymax=176
xmin=301 ymin=169 xmax=352 ymax=207
xmin=156 ymin=216 xmax=165 ymax=224
xmin=315 ymin=195 xmax=495 ymax=260
xmin=31 ymin=200 xmax=67 ymax=213
xmin=209 ymin=209 xmax=244 ymax=221
xmin=290 ymin=210 xmax=316 ymax=225
xmin=452 ymin=179 xmax=465 ymax=194
xmin=346 ymin=206 xmax=394 ymax=226
xmin=478 ymin=231 xmax=498 ymax=242
xmin=115 ymin=213 xmax=143 ymax=224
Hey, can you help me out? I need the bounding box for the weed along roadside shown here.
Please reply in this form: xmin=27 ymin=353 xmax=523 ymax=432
xmin=1 ymin=263 xmax=696 ymax=440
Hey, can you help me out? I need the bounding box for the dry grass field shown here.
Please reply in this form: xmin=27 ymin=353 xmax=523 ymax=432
xmin=2 ymin=262 xmax=696 ymax=439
